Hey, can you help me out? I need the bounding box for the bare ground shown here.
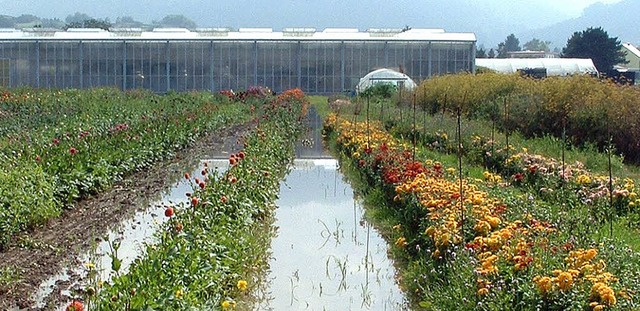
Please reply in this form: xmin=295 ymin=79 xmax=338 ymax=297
xmin=0 ymin=123 xmax=252 ymax=310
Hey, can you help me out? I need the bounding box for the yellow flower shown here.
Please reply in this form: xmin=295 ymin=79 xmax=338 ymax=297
xmin=175 ymin=289 xmax=183 ymax=299
xmin=477 ymin=288 xmax=489 ymax=296
xmin=557 ymin=271 xmax=573 ymax=291
xmin=533 ymin=276 xmax=553 ymax=293
xmin=237 ymin=280 xmax=248 ymax=291
xmin=221 ymin=300 xmax=234 ymax=309
xmin=84 ymin=262 xmax=95 ymax=269
xmin=395 ymin=237 xmax=407 ymax=247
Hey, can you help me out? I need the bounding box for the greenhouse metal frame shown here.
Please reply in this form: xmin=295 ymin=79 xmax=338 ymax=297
xmin=0 ymin=28 xmax=476 ymax=94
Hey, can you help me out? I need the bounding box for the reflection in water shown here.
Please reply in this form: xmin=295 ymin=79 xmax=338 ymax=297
xmin=32 ymin=160 xmax=231 ymax=310
xmin=256 ymin=159 xmax=407 ymax=310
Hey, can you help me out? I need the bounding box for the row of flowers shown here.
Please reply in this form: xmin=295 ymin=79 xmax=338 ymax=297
xmin=69 ymin=89 xmax=309 ymax=310
xmin=0 ymin=88 xmax=255 ymax=250
xmin=398 ymin=124 xmax=640 ymax=220
xmin=324 ymin=113 xmax=637 ymax=310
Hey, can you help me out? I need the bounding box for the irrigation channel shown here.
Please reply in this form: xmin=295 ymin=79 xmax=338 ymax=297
xmin=34 ymin=108 xmax=406 ymax=310
xmin=255 ymin=109 xmax=406 ymax=310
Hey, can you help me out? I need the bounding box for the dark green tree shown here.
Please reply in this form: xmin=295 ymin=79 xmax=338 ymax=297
xmin=488 ymin=48 xmax=496 ymax=58
xmin=65 ymin=12 xmax=92 ymax=24
xmin=64 ymin=18 xmax=112 ymax=30
xmin=562 ymin=27 xmax=627 ymax=72
xmin=497 ymin=34 xmax=521 ymax=58
xmin=153 ymin=15 xmax=197 ymax=29
xmin=523 ymin=38 xmax=551 ymax=52
xmin=476 ymin=46 xmax=487 ymax=58
xmin=114 ymin=16 xmax=145 ymax=28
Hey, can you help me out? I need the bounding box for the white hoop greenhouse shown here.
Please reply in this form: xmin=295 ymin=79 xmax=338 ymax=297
xmin=356 ymin=68 xmax=417 ymax=94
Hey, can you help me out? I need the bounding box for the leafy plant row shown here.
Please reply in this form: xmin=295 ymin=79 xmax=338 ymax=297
xmin=0 ymin=88 xmax=255 ymax=249
xmin=73 ymin=89 xmax=308 ymax=310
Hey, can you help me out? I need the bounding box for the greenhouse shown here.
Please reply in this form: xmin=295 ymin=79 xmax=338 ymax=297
xmin=356 ymin=68 xmax=417 ymax=94
xmin=475 ymin=58 xmax=598 ymax=76
xmin=0 ymin=27 xmax=476 ymax=94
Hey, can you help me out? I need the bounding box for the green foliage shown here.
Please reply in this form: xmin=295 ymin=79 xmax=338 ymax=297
xmin=361 ymin=83 xmax=398 ymax=99
xmin=154 ymin=14 xmax=197 ymax=29
xmin=523 ymin=38 xmax=551 ymax=52
xmin=64 ymin=18 xmax=111 ymax=30
xmin=497 ymin=34 xmax=521 ymax=58
xmin=0 ymin=88 xmax=253 ymax=248
xmin=562 ymin=27 xmax=627 ymax=72
xmin=416 ymin=73 xmax=640 ymax=164
xmin=0 ymin=164 xmax=57 ymax=249
xmin=92 ymin=89 xmax=307 ymax=309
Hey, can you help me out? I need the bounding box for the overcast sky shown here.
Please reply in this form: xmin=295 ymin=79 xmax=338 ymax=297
xmin=0 ymin=0 xmax=626 ymax=47
xmin=0 ymin=0 xmax=623 ymax=22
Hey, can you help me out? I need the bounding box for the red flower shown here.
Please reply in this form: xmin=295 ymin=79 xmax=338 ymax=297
xmin=199 ymin=182 xmax=206 ymax=189
xmin=69 ymin=147 xmax=78 ymax=155
xmin=164 ymin=206 xmax=174 ymax=217
xmin=35 ymin=155 xmax=41 ymax=162
xmin=191 ymin=197 xmax=199 ymax=206
xmin=229 ymin=156 xmax=237 ymax=166
xmin=221 ymin=195 xmax=228 ymax=204
xmin=65 ymin=300 xmax=84 ymax=311
xmin=184 ymin=172 xmax=190 ymax=180
xmin=237 ymin=151 xmax=246 ymax=159
xmin=52 ymin=138 xmax=60 ymax=145
xmin=514 ymin=173 xmax=524 ymax=182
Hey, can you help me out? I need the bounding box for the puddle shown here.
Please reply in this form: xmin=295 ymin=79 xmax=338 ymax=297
xmin=254 ymin=159 xmax=407 ymax=310
xmin=29 ymin=108 xmax=406 ymax=310
xmin=31 ymin=159 xmax=231 ymax=310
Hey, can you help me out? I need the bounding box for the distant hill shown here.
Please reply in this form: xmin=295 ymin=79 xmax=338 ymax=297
xmin=522 ymin=0 xmax=640 ymax=50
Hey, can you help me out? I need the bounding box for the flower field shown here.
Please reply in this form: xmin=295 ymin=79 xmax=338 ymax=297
xmin=0 ymin=88 xmax=257 ymax=249
xmin=75 ymin=89 xmax=308 ymax=309
xmin=324 ymin=107 xmax=640 ymax=310
xmin=417 ymin=73 xmax=640 ymax=164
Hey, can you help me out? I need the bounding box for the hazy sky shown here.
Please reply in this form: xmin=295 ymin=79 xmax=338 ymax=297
xmin=558 ymin=0 xmax=621 ymax=15
xmin=0 ymin=0 xmax=623 ymax=22
xmin=0 ymin=0 xmax=628 ymax=47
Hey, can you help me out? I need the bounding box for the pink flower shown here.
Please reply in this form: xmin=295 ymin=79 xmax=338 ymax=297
xmin=69 ymin=147 xmax=78 ymax=155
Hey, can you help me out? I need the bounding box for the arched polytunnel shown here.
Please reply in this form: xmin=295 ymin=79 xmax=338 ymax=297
xmin=356 ymin=68 xmax=417 ymax=94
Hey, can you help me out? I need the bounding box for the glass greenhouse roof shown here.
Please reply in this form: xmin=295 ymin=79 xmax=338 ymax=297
xmin=0 ymin=27 xmax=476 ymax=42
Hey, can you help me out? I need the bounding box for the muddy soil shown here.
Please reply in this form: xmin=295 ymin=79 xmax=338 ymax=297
xmin=0 ymin=123 xmax=252 ymax=310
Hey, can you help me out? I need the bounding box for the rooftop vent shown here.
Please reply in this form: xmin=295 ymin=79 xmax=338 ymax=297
xmin=152 ymin=28 xmax=190 ymax=33
xmin=195 ymin=27 xmax=233 ymax=36
xmin=282 ymin=27 xmax=316 ymax=37
xmin=22 ymin=28 xmax=59 ymax=37
xmin=323 ymin=28 xmax=359 ymax=33
xmin=66 ymin=28 xmax=107 ymax=33
xmin=367 ymin=28 xmax=402 ymax=37
xmin=239 ymin=28 xmax=273 ymax=33
xmin=110 ymin=28 xmax=143 ymax=37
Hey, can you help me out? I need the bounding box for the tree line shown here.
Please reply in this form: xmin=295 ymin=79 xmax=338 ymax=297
xmin=0 ymin=12 xmax=198 ymax=30
xmin=477 ymin=27 xmax=627 ymax=73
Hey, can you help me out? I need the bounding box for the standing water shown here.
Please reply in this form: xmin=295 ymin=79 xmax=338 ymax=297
xmin=254 ymin=108 xmax=407 ymax=310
